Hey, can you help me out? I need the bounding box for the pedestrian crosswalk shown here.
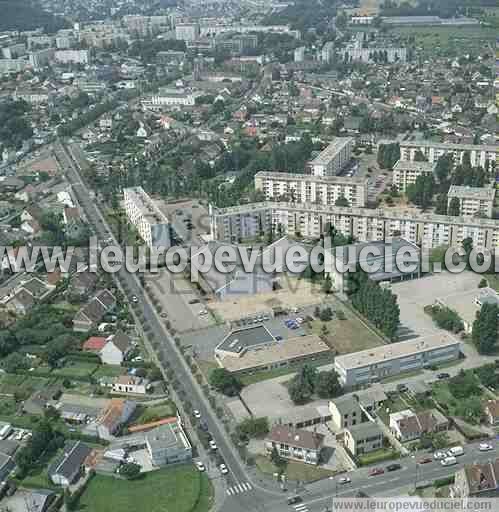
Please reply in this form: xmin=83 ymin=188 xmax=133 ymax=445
xmin=226 ymin=482 xmax=253 ymax=496
xmin=293 ymin=504 xmax=309 ymax=512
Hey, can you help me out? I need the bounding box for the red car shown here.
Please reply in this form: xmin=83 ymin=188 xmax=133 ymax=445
xmin=418 ymin=457 xmax=432 ymax=465
xmin=369 ymin=468 xmax=385 ymax=477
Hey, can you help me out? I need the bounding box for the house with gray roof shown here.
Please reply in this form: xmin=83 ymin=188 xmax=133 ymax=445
xmin=343 ymin=421 xmax=384 ymax=456
xmin=48 ymin=441 xmax=92 ymax=486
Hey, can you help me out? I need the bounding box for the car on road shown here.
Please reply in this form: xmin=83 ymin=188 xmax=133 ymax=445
xmin=418 ymin=457 xmax=432 ymax=465
xmin=193 ymin=410 xmax=201 ymax=419
xmin=386 ymin=463 xmax=402 ymax=472
xmin=160 ymin=312 xmax=168 ymax=318
xmin=188 ymin=299 xmax=200 ymax=304
xmin=275 ymin=335 xmax=283 ymax=341
xmin=195 ymin=461 xmax=205 ymax=472
xmin=199 ymin=309 xmax=208 ymax=316
xmin=437 ymin=373 xmax=450 ymax=380
xmin=338 ymin=476 xmax=351 ymax=484
xmin=219 ymin=463 xmax=228 ymax=474
xmin=369 ymin=468 xmax=384 ymax=477
xmin=131 ymin=295 xmax=139 ymax=303
xmin=479 ymin=443 xmax=493 ymax=452
xmin=433 ymin=450 xmax=446 ymax=460
xmin=209 ymin=440 xmax=217 ymax=450
xmin=287 ymin=495 xmax=301 ymax=505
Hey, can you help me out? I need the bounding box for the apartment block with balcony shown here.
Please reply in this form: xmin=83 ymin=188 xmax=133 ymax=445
xmin=254 ymin=171 xmax=368 ymax=207
xmin=392 ymin=160 xmax=437 ymax=192
xmin=447 ymin=185 xmax=495 ymax=218
xmin=310 ymin=137 xmax=355 ymax=176
xmin=123 ymin=187 xmax=171 ymax=249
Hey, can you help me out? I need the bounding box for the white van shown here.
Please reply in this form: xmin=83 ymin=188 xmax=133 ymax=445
xmin=447 ymin=446 xmax=464 ymax=457
xmin=441 ymin=456 xmax=457 ymax=467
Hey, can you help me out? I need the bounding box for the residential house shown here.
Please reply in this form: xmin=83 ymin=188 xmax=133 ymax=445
xmin=100 ymin=332 xmax=132 ymax=365
xmin=354 ymin=385 xmax=387 ymax=415
xmin=343 ymin=421 xmax=384 ymax=456
xmin=23 ymin=385 xmax=62 ymax=415
xmin=112 ymin=375 xmax=150 ymax=395
xmin=71 ymin=270 xmax=98 ymax=295
xmin=48 ymin=441 xmax=92 ymax=486
xmin=451 ymin=458 xmax=499 ymax=498
xmin=389 ymin=409 xmax=449 ymax=443
xmin=484 ymin=400 xmax=499 ymax=426
xmin=82 ymin=336 xmax=107 ymax=353
xmin=145 ymin=422 xmax=192 ymax=466
xmin=329 ymin=396 xmax=363 ymax=430
xmin=5 ymin=288 xmax=35 ymax=315
xmin=265 ymin=425 xmax=325 ymax=465
xmin=96 ymin=399 xmax=136 ymax=439
xmin=20 ymin=205 xmax=44 ymax=224
xmin=73 ymin=289 xmax=116 ymax=332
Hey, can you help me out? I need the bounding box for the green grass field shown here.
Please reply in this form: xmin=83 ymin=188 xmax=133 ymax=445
xmin=92 ymin=365 xmax=126 ymax=379
xmin=77 ymin=465 xmax=213 ymax=512
xmin=130 ymin=400 xmax=176 ymax=426
xmin=255 ymin=456 xmax=335 ymax=482
xmin=51 ymin=361 xmax=99 ymax=378
xmin=0 ymin=374 xmax=49 ymax=398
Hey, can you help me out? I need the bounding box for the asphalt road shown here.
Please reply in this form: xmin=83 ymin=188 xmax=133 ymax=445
xmin=55 ymin=141 xmax=282 ymax=508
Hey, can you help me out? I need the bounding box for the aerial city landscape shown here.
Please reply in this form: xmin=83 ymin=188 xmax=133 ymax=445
xmin=0 ymin=0 xmax=498 ymax=511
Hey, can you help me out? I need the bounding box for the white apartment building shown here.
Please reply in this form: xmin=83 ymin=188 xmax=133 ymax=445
xmin=29 ymin=48 xmax=55 ymax=70
xmin=209 ymin=201 xmax=499 ymax=250
xmin=335 ymin=334 xmax=461 ymax=390
xmin=0 ymin=58 xmax=28 ymax=75
xmin=13 ymin=89 xmax=49 ymax=104
xmin=398 ymin=141 xmax=498 ymax=168
xmin=294 ymin=46 xmax=305 ymax=63
xmin=175 ymin=23 xmax=200 ymax=41
xmin=123 ymin=187 xmax=171 ymax=249
xmin=392 ymin=160 xmax=437 ymax=192
xmin=447 ymin=185 xmax=495 ymax=218
xmin=54 ymin=49 xmax=90 ymax=65
xmin=141 ymin=88 xmax=203 ymax=110
xmin=254 ymin=171 xmax=367 ymax=207
xmin=55 ymin=35 xmax=76 ymax=49
xmin=310 ymin=138 xmax=355 ymax=176
xmin=1 ymin=43 xmax=26 ymax=59
xmin=321 ymin=41 xmax=335 ymax=63
xmin=340 ymin=46 xmax=407 ymax=63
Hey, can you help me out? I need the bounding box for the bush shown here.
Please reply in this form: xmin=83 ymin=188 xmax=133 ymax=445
xmin=435 ymin=476 xmax=455 ymax=488
xmin=235 ymin=417 xmax=269 ymax=441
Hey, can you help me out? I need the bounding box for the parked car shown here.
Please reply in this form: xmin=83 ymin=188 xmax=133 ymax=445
xmin=447 ymin=446 xmax=464 ymax=457
xmin=219 ymin=463 xmax=229 ymax=475
xmin=433 ymin=450 xmax=446 ymax=460
xmin=338 ymin=476 xmax=351 ymax=484
xmin=437 ymin=373 xmax=450 ymax=380
xmin=131 ymin=295 xmax=139 ymax=303
xmin=369 ymin=468 xmax=384 ymax=477
xmin=195 ymin=461 xmax=206 ymax=472
xmin=209 ymin=440 xmax=217 ymax=450
xmin=287 ymin=495 xmax=301 ymax=505
xmin=418 ymin=457 xmax=432 ymax=465
xmin=479 ymin=443 xmax=493 ymax=452
xmin=386 ymin=463 xmax=402 ymax=472
xmin=441 ymin=456 xmax=457 ymax=467
xmin=188 ymin=299 xmax=200 ymax=304
xmin=193 ymin=410 xmax=201 ymax=419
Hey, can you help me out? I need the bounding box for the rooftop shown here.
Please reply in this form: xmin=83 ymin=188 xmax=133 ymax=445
xmin=335 ymin=333 xmax=460 ymax=370
xmin=145 ymin=422 xmax=190 ymax=452
xmin=219 ymin=334 xmax=330 ymax=373
xmin=345 ymin=420 xmax=383 ymax=440
xmin=255 ymin=170 xmax=368 ymax=186
xmin=267 ymin=425 xmax=324 ymax=451
xmin=393 ymin=160 xmax=436 ymax=172
xmin=447 ymin=185 xmax=496 ymax=201
xmin=400 ymin=140 xmax=498 ymax=152
xmin=310 ymin=137 xmax=354 ymax=166
xmin=216 ymin=324 xmax=275 ymax=354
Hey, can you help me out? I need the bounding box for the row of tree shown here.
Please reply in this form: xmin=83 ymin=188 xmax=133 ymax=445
xmin=349 ymin=271 xmax=400 ymax=340
xmin=377 ymin=142 xmax=401 ymax=169
xmin=473 ymin=302 xmax=499 ymax=355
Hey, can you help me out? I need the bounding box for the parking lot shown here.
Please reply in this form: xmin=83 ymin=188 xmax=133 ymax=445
xmin=391 ymin=271 xmax=483 ymax=340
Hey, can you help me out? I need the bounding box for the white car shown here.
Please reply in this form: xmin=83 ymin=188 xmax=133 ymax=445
xmin=219 ymin=463 xmax=229 ymax=475
xmin=295 ymin=317 xmax=304 ymax=324
xmin=195 ymin=461 xmax=206 ymax=472
xmin=199 ymin=309 xmax=208 ymax=316
xmin=479 ymin=443 xmax=493 ymax=452
xmin=131 ymin=295 xmax=139 ymax=303
xmin=338 ymin=476 xmax=351 ymax=484
xmin=209 ymin=440 xmax=217 ymax=450
xmin=433 ymin=450 xmax=446 ymax=460
xmin=193 ymin=410 xmax=201 ymax=419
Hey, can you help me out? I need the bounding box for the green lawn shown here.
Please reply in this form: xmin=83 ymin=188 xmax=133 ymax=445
xmin=77 ymin=465 xmax=214 ymax=512
xmin=51 ymin=361 xmax=99 ymax=378
xmin=377 ymin=395 xmax=409 ymax=425
xmin=130 ymin=400 xmax=176 ymax=426
xmin=255 ymin=456 xmax=335 ymax=482
xmin=0 ymin=374 xmax=49 ymax=399
xmin=93 ymin=365 xmax=126 ymax=379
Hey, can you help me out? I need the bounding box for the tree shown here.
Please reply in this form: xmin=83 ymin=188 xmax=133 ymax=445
xmin=335 ymin=195 xmax=350 ymax=207
xmin=434 ymin=193 xmax=448 ymax=215
xmin=447 ymin=197 xmax=460 ymax=216
xmin=473 ymin=303 xmax=499 ymax=354
xmin=315 ymin=370 xmax=342 ymax=398
xmin=288 ymin=364 xmax=317 ymax=404
xmin=120 ymin=462 xmax=141 ymax=479
xmin=2 ymin=352 xmax=28 ymax=373
xmin=209 ymin=368 xmax=243 ymax=396
xmin=435 ymin=154 xmax=453 ymax=185
xmin=322 ymin=275 xmax=332 ymax=294
xmin=414 ymin=150 xmax=427 ymax=162
xmin=478 ymin=278 xmax=488 ymax=289
xmin=406 ymin=174 xmax=435 ymax=210
xmin=270 ymin=446 xmax=287 ymax=472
